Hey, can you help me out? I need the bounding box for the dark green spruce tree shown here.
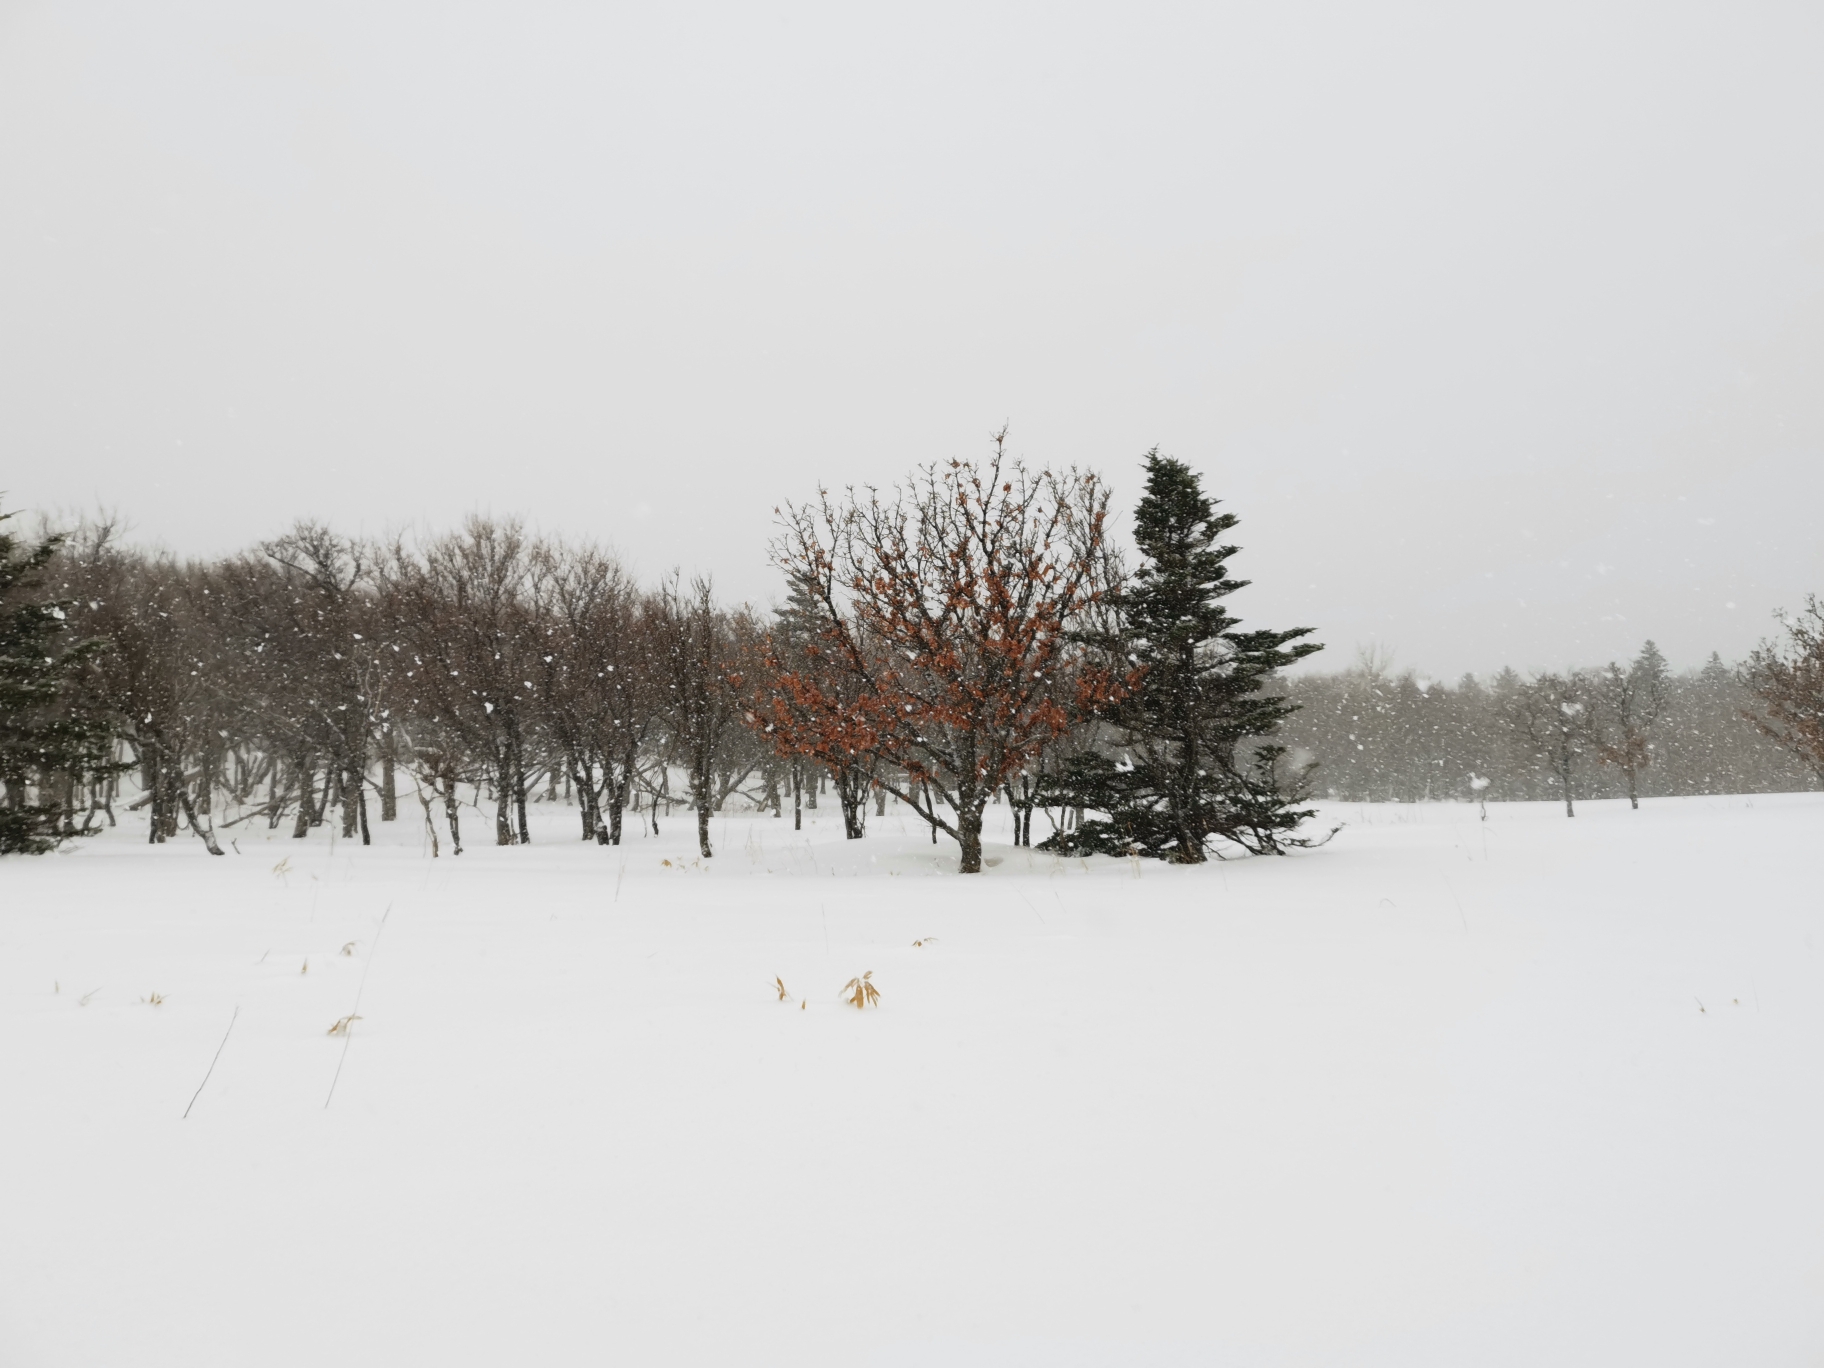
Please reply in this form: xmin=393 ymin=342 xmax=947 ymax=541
xmin=0 ymin=511 xmax=120 ymax=853
xmin=1041 ymin=450 xmax=1324 ymax=860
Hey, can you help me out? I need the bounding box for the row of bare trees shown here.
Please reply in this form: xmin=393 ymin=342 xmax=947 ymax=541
xmin=11 ymin=443 xmax=1143 ymax=870
xmin=33 ymin=515 xmax=788 ymax=858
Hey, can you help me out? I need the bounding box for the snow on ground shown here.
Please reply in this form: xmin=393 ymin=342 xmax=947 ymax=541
xmin=2 ymin=793 xmax=1821 ymax=1366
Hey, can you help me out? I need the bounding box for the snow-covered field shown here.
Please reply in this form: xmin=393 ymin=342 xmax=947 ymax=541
xmin=3 ymin=794 xmax=1820 ymax=1366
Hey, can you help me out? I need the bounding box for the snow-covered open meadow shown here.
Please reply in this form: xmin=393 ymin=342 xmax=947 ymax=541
xmin=3 ymin=794 xmax=1821 ymax=1366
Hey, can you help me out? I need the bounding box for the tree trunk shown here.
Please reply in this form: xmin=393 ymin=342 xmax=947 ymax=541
xmin=380 ymin=745 xmax=397 ymax=822
xmin=292 ymin=760 xmax=313 ymax=838
xmin=160 ymin=758 xmax=181 ymax=840
xmin=177 ymin=785 xmax=224 ymax=856
xmin=341 ymin=760 xmax=360 ymax=839
xmin=143 ymin=751 xmax=164 ymax=844
xmin=513 ymin=743 xmax=531 ymax=844
xmin=604 ymin=788 xmax=624 ymax=846
xmin=605 ymin=746 xmax=634 ymax=846
xmin=495 ymin=756 xmax=513 ymax=845
xmin=957 ymin=803 xmax=985 ymax=874
xmin=792 ymin=762 xmax=802 ymax=831
xmin=696 ymin=797 xmax=713 ymax=858
xmin=441 ymin=771 xmax=465 ymax=855
xmin=838 ymin=766 xmax=866 ymax=839
xmin=417 ymin=785 xmax=440 ymax=857
xmin=573 ymin=759 xmax=597 ymax=840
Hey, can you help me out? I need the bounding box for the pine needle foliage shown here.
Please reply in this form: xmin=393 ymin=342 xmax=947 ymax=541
xmin=1040 ymin=451 xmax=1322 ymax=860
xmin=0 ymin=509 xmax=122 ymax=854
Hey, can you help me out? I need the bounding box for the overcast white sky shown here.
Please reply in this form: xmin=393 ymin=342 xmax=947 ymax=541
xmin=3 ymin=0 xmax=1821 ymax=677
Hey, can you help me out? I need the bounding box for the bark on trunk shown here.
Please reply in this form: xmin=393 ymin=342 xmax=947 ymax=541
xmin=573 ymin=759 xmax=598 ymax=840
xmin=177 ymin=785 xmax=224 ymax=856
xmin=441 ymin=773 xmax=465 ymax=855
xmin=380 ymin=747 xmax=397 ymax=822
xmin=494 ymin=758 xmax=513 ymax=845
xmin=292 ymin=760 xmax=313 ymax=838
xmin=957 ymin=804 xmax=984 ymax=874
xmin=513 ymin=742 xmax=531 ymax=844
xmin=341 ymin=761 xmax=360 ymax=838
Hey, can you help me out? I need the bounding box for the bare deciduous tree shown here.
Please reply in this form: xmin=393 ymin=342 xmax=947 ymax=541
xmin=1594 ymin=640 xmax=1670 ymax=810
xmin=1509 ymin=670 xmax=1598 ymax=817
xmin=1743 ymin=597 xmax=1824 ymax=784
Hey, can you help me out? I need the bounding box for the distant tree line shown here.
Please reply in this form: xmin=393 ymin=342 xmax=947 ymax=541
xmin=0 ymin=439 xmax=1336 ymax=868
xmin=1280 ymin=626 xmax=1824 ymax=813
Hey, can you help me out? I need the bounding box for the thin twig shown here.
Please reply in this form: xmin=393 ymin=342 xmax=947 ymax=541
xmin=182 ymin=1004 xmax=240 ymax=1119
xmin=325 ymin=902 xmax=393 ymax=1110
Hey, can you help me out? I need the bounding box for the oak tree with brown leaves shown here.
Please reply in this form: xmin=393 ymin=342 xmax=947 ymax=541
xmin=756 ymin=433 xmax=1113 ymax=873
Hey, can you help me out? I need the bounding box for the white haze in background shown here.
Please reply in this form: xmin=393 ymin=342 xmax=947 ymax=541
xmin=2 ymin=0 xmax=1821 ymax=678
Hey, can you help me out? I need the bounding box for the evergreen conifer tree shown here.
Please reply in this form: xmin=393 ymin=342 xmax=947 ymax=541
xmin=1041 ymin=450 xmax=1322 ymax=859
xmin=0 ymin=511 xmax=119 ymax=853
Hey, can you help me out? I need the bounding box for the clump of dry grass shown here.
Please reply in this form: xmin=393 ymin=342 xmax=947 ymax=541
xmin=300 ymin=958 xmax=309 ymax=975
xmin=141 ymin=991 xmax=165 ymax=1006
xmin=327 ymin=1014 xmax=363 ymax=1037
xmin=340 ymin=942 xmax=357 ymax=957
xmin=912 ymin=937 xmax=938 ymax=948
xmin=774 ymin=976 xmax=794 ymax=1002
xmin=842 ymin=972 xmax=880 ymax=1010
